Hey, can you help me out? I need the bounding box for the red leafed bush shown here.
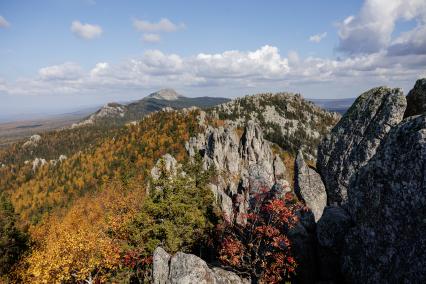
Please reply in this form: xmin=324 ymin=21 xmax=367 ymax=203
xmin=218 ymin=191 xmax=301 ymax=283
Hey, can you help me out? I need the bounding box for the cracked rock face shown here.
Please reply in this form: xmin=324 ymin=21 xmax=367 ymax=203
xmin=317 ymin=87 xmax=407 ymax=205
xmin=153 ymin=247 xmax=249 ymax=284
xmin=404 ymin=78 xmax=426 ymax=118
xmin=186 ymin=120 xmax=290 ymax=224
xmin=341 ymin=115 xmax=426 ymax=283
xmin=294 ymin=150 xmax=327 ymax=222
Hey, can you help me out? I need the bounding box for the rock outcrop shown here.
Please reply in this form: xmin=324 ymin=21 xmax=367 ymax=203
xmin=404 ymin=78 xmax=426 ymax=118
xmin=317 ymin=87 xmax=406 ymax=205
xmin=22 ymin=134 xmax=42 ymax=148
xmin=31 ymin=157 xmax=47 ymax=172
xmin=71 ymin=103 xmax=127 ymax=128
xmin=186 ymin=120 xmax=290 ymax=224
xmin=153 ymin=247 xmax=249 ymax=284
xmin=151 ymin=154 xmax=180 ymax=180
xmin=294 ymin=150 xmax=327 ymax=221
xmin=209 ymin=92 xmax=340 ymax=160
xmin=341 ymin=114 xmax=426 ymax=283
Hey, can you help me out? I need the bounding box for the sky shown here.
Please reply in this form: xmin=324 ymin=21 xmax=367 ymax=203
xmin=0 ymin=0 xmax=425 ymax=118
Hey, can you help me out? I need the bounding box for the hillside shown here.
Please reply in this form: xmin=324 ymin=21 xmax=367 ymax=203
xmin=1 ymin=81 xmax=424 ymax=283
xmin=208 ymin=92 xmax=340 ymax=160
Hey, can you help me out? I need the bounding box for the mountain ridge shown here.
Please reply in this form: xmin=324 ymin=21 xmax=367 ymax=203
xmin=72 ymin=88 xmax=230 ymax=128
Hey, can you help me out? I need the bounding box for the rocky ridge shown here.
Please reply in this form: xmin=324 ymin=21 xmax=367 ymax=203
xmin=209 ymin=92 xmax=340 ymax=160
xmin=71 ymin=103 xmax=127 ymax=128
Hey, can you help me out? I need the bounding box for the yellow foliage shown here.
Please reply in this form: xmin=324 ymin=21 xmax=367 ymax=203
xmin=18 ymin=181 xmax=144 ymax=283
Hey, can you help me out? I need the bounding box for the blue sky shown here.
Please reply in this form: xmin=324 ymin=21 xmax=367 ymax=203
xmin=0 ymin=0 xmax=425 ymax=118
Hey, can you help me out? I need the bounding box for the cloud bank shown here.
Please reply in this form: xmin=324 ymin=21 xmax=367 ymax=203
xmin=337 ymin=0 xmax=426 ymax=55
xmin=2 ymin=44 xmax=424 ymax=97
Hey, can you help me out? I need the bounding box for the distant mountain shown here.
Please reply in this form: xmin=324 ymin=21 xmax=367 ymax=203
xmin=308 ymin=98 xmax=356 ymax=114
xmin=72 ymin=89 xmax=230 ymax=128
xmin=146 ymin=88 xmax=185 ymax=100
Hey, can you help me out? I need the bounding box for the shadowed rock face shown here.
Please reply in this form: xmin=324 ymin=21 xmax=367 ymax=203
xmin=316 ymin=206 xmax=352 ymax=282
xmin=294 ymin=150 xmax=327 ymax=222
xmin=404 ymin=78 xmax=426 ymax=118
xmin=341 ymin=115 xmax=426 ymax=283
xmin=317 ymin=87 xmax=406 ymax=205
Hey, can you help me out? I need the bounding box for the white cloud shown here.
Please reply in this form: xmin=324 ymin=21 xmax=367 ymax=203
xmin=133 ymin=18 xmax=184 ymax=33
xmin=38 ymin=62 xmax=83 ymax=80
xmin=337 ymin=0 xmax=426 ymax=55
xmin=142 ymin=33 xmax=161 ymax=43
xmin=0 ymin=16 xmax=10 ymax=28
xmin=90 ymin=62 xmax=109 ymax=77
xmin=193 ymin=45 xmax=289 ymax=80
xmin=70 ymin=20 xmax=102 ymax=40
xmin=309 ymin=32 xmax=327 ymax=43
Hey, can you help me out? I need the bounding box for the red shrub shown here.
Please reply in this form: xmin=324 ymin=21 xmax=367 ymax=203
xmin=217 ymin=191 xmax=301 ymax=283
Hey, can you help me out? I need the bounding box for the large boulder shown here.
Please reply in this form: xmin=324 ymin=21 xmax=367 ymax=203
xmin=316 ymin=206 xmax=352 ymax=282
xmin=317 ymin=87 xmax=406 ymax=205
xmin=294 ymin=151 xmax=327 ymax=222
xmin=341 ymin=115 xmax=426 ymax=283
xmin=404 ymin=78 xmax=426 ymax=118
xmin=153 ymin=247 xmax=171 ymax=284
xmin=153 ymin=247 xmax=249 ymax=284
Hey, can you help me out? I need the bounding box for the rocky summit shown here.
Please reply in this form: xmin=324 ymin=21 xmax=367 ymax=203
xmin=147 ymin=88 xmax=185 ymax=101
xmin=316 ymin=87 xmax=406 ymax=205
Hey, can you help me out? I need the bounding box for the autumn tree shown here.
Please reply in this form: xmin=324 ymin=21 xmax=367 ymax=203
xmin=217 ymin=190 xmax=301 ymax=283
xmin=18 ymin=181 xmax=144 ymax=283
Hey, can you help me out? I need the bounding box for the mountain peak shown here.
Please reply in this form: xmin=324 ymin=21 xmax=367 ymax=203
xmin=147 ymin=89 xmax=184 ymax=101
